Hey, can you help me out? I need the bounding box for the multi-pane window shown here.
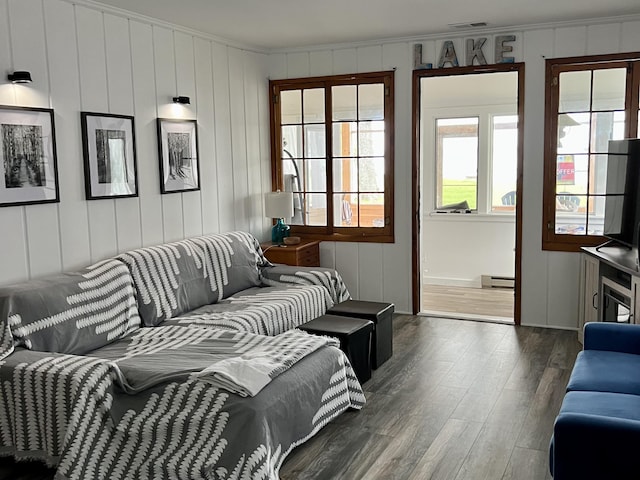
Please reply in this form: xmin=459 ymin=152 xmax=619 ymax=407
xmin=270 ymin=71 xmax=394 ymax=242
xmin=542 ymin=53 xmax=640 ymax=251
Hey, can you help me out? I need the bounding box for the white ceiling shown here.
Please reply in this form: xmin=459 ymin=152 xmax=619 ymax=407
xmin=93 ymin=0 xmax=640 ymax=51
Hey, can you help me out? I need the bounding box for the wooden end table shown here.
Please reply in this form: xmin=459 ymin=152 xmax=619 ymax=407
xmin=261 ymin=240 xmax=320 ymax=267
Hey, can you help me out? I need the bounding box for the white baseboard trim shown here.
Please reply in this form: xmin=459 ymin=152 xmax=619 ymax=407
xmin=423 ymin=275 xmax=480 ymax=288
xmin=520 ymin=322 xmax=578 ymax=331
xmin=415 ymin=312 xmax=579 ymax=331
xmin=419 ymin=310 xmax=514 ymax=324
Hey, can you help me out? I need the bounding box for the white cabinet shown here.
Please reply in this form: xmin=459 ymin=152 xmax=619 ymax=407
xmin=579 ymin=253 xmax=600 ymax=343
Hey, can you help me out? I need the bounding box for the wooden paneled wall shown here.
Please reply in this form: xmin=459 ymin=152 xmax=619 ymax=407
xmin=268 ymin=44 xmax=413 ymax=313
xmin=0 ymin=0 xmax=272 ymax=286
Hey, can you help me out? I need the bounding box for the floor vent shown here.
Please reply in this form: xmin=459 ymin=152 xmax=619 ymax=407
xmin=481 ymin=275 xmax=515 ymax=289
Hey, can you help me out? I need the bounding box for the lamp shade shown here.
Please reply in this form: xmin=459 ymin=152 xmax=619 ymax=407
xmin=265 ymin=191 xmax=294 ymax=219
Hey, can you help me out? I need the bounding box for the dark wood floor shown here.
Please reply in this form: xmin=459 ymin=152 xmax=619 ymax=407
xmin=0 ymin=315 xmax=580 ymax=480
xmin=281 ymin=315 xmax=580 ymax=480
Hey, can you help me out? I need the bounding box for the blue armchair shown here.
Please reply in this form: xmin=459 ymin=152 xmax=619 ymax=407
xmin=550 ymin=322 xmax=640 ymax=479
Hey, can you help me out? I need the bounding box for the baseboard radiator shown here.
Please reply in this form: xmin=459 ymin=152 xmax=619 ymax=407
xmin=481 ymin=275 xmax=515 ymax=289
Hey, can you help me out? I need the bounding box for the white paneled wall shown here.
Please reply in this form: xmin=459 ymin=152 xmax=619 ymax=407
xmin=422 ymin=217 xmax=515 ymax=288
xmin=0 ymin=0 xmax=271 ymax=286
xmin=268 ymin=43 xmax=414 ymax=313
xmin=2 ymin=0 xmax=640 ymax=324
xmin=269 ymin=17 xmax=640 ymax=322
xmin=520 ymin=21 xmax=639 ymax=329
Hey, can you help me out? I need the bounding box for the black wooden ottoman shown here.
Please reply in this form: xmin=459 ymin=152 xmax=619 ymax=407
xmin=298 ymin=314 xmax=373 ymax=383
xmin=326 ymin=300 xmax=394 ymax=369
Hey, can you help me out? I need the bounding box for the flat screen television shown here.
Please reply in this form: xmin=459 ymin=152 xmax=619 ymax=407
xmin=603 ymin=139 xmax=640 ymax=248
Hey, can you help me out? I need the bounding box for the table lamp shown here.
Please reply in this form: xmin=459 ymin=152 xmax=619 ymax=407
xmin=265 ymin=191 xmax=294 ymax=245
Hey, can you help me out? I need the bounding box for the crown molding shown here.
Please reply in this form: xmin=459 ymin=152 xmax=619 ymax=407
xmin=268 ymin=13 xmax=640 ymax=54
xmin=62 ymin=0 xmax=270 ymax=54
xmin=57 ymin=2 xmax=640 ymax=56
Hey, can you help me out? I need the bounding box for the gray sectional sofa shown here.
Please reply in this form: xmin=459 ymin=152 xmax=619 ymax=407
xmin=0 ymin=231 xmax=362 ymax=480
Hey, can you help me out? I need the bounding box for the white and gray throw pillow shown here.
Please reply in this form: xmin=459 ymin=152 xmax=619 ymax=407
xmin=0 ymin=259 xmax=141 ymax=355
xmin=117 ymin=231 xmax=265 ymax=326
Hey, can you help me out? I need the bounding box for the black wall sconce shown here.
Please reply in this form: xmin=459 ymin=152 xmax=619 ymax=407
xmin=172 ymin=96 xmax=190 ymax=104
xmin=8 ymin=71 xmax=32 ymax=83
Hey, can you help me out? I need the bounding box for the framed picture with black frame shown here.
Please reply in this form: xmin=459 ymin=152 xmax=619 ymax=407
xmin=156 ymin=118 xmax=200 ymax=194
xmin=0 ymin=105 xmax=59 ymax=207
xmin=81 ymin=112 xmax=138 ymax=200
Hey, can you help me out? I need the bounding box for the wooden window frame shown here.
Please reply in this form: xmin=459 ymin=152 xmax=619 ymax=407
xmin=269 ymin=71 xmax=395 ymax=243
xmin=542 ymin=52 xmax=640 ymax=252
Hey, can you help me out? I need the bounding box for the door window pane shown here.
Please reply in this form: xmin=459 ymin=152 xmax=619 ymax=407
xmin=592 ymin=68 xmax=626 ymax=111
xmin=304 ymin=125 xmax=325 ymax=158
xmin=556 ymin=155 xmax=579 ymax=194
xmin=557 ymin=113 xmax=589 ymax=154
xmin=358 ymin=121 xmax=385 ymax=157
xmin=281 ymin=90 xmax=302 ymax=124
xmin=333 ymin=122 xmax=357 ymax=157
xmin=305 ymin=193 xmax=326 ymax=226
xmin=559 ymin=71 xmax=591 ymax=113
xmin=589 ymin=154 xmax=609 ymax=195
xmin=358 ymin=84 xmax=384 ymax=120
xmin=555 ymin=200 xmax=586 ymax=234
xmin=305 ymin=159 xmax=326 ymax=192
xmin=590 ymin=111 xmax=626 ymax=153
xmin=282 ymin=125 xmax=302 ymax=158
xmin=587 ymin=196 xmax=606 ymax=235
xmin=332 ymin=85 xmax=357 ymax=121
xmin=334 ymin=193 xmax=357 ymax=227
xmin=359 ymin=193 xmax=385 ymax=227
xmin=289 ymin=189 xmax=304 ymax=225
xmin=556 ymin=154 xmax=588 ymax=195
xmin=333 ymin=157 xmax=356 ymax=192
xmin=359 ymin=157 xmax=384 ymax=192
xmin=303 ymin=89 xmax=325 ymax=123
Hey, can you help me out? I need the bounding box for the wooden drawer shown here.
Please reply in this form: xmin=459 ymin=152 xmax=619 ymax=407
xmin=261 ymin=240 xmax=320 ymax=267
xmin=296 ymin=247 xmax=320 ymax=267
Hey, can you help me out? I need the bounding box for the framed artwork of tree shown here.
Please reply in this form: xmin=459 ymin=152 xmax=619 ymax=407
xmin=0 ymin=105 xmax=59 ymax=207
xmin=156 ymin=118 xmax=199 ymax=194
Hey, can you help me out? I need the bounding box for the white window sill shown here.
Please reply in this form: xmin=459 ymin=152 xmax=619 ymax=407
xmin=426 ymin=211 xmax=515 ymax=223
